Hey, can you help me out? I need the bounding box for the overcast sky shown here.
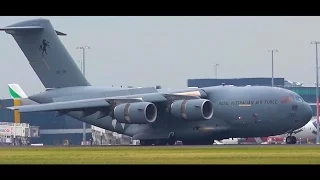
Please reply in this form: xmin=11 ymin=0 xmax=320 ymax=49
xmin=0 ymin=16 xmax=319 ymax=98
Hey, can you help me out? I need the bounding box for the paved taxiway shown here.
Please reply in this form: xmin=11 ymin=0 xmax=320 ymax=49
xmin=0 ymin=144 xmax=319 ymax=148
xmin=89 ymin=144 xmax=320 ymax=148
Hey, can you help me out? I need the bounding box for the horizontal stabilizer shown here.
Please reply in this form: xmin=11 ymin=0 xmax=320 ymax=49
xmin=0 ymin=26 xmax=44 ymax=31
xmin=55 ymin=30 xmax=67 ymax=36
xmin=0 ymin=26 xmax=66 ymax=36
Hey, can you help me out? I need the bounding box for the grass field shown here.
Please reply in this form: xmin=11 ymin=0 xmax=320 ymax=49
xmin=0 ymin=145 xmax=319 ymax=164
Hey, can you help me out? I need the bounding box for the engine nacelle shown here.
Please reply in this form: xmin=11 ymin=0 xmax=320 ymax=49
xmin=113 ymin=102 xmax=157 ymax=124
xmin=170 ymin=99 xmax=213 ymax=121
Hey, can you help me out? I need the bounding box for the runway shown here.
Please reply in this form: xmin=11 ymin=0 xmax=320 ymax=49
xmin=85 ymin=144 xmax=320 ymax=148
xmin=1 ymin=144 xmax=319 ymax=148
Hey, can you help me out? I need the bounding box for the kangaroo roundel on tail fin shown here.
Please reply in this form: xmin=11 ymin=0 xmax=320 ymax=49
xmin=0 ymin=18 xmax=91 ymax=89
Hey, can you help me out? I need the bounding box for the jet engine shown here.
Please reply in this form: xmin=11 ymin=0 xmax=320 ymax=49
xmin=169 ymin=99 xmax=214 ymax=121
xmin=113 ymin=102 xmax=157 ymax=124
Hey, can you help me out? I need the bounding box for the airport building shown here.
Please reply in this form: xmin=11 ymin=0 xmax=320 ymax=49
xmin=0 ymin=99 xmax=92 ymax=145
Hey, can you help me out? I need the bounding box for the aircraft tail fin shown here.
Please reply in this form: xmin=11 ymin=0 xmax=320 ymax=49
xmin=8 ymin=84 xmax=28 ymax=99
xmin=0 ymin=18 xmax=90 ymax=89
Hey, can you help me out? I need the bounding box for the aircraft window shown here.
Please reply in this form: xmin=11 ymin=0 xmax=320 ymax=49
xmin=294 ymin=96 xmax=304 ymax=102
xmin=312 ymin=121 xmax=318 ymax=129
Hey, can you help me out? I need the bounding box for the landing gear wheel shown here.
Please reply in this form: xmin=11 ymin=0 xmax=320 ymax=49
xmin=154 ymin=139 xmax=167 ymax=146
xmin=140 ymin=139 xmax=153 ymax=146
xmin=286 ymin=136 xmax=297 ymax=144
xmin=140 ymin=140 xmax=146 ymax=146
xmin=167 ymin=132 xmax=176 ymax=145
xmin=291 ymin=136 xmax=297 ymax=144
xmin=159 ymin=139 xmax=168 ymax=145
xmin=167 ymin=138 xmax=175 ymax=145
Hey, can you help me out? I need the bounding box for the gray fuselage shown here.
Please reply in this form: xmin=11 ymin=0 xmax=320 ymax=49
xmin=27 ymin=85 xmax=313 ymax=142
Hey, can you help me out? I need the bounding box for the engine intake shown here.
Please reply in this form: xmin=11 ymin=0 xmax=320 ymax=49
xmin=170 ymin=99 xmax=213 ymax=121
xmin=113 ymin=102 xmax=157 ymax=124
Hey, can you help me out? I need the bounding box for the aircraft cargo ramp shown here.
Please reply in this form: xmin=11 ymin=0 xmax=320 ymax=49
xmin=0 ymin=122 xmax=39 ymax=146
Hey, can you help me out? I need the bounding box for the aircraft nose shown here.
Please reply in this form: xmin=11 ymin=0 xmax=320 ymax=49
xmin=301 ymin=102 xmax=313 ymax=122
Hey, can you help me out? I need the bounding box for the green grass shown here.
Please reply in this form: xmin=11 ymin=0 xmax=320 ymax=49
xmin=0 ymin=146 xmax=319 ymax=164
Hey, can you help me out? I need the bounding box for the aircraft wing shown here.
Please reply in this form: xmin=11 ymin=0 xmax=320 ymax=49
xmin=4 ymin=90 xmax=203 ymax=113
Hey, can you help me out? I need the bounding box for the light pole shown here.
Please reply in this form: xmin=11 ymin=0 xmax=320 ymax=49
xmin=214 ymin=64 xmax=219 ymax=79
xmin=77 ymin=46 xmax=90 ymax=145
xmin=268 ymin=49 xmax=278 ymax=87
xmin=311 ymin=41 xmax=320 ymax=144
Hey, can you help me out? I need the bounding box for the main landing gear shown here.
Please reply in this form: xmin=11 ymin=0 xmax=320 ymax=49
xmin=285 ymin=135 xmax=297 ymax=144
xmin=139 ymin=132 xmax=176 ymax=146
xmin=139 ymin=138 xmax=176 ymax=146
xmin=182 ymin=139 xmax=214 ymax=145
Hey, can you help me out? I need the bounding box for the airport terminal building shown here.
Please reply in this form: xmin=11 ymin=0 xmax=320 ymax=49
xmin=0 ymin=99 xmax=92 ymax=145
xmin=0 ymin=77 xmax=317 ymax=145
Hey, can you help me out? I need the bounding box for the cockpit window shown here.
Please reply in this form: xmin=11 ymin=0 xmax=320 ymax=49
xmin=294 ymin=96 xmax=304 ymax=102
xmin=312 ymin=121 xmax=318 ymax=129
xmin=281 ymin=95 xmax=304 ymax=103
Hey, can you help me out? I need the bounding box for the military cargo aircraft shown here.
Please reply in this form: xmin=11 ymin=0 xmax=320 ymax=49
xmin=0 ymin=18 xmax=313 ymax=145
